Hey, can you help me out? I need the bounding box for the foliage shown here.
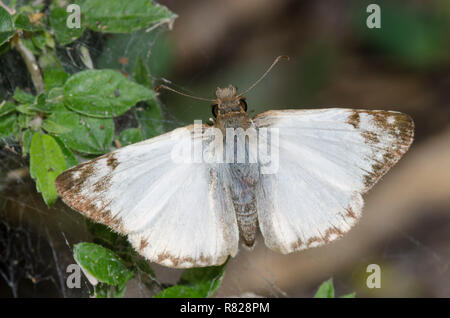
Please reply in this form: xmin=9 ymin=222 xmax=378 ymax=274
xmin=73 ymin=243 xmax=133 ymax=285
xmin=314 ymin=278 xmax=356 ymax=298
xmin=0 ymin=0 xmax=173 ymax=206
xmin=29 ymin=132 xmax=68 ymax=205
xmin=155 ymin=261 xmax=228 ymax=298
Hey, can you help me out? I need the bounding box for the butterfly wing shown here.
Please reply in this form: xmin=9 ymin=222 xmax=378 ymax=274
xmin=253 ymin=108 xmax=414 ymax=254
xmin=55 ymin=125 xmax=239 ymax=268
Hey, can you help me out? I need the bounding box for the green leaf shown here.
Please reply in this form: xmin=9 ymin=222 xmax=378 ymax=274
xmin=20 ymin=129 xmax=33 ymax=156
xmin=113 ymin=284 xmax=127 ymax=298
xmin=31 ymin=32 xmax=46 ymax=50
xmin=0 ymin=101 xmax=16 ymax=117
xmin=21 ymin=37 xmax=39 ymax=55
xmin=155 ymin=262 xmax=227 ymax=298
xmin=93 ymin=283 xmax=110 ymax=298
xmin=14 ymin=13 xmax=39 ymax=31
xmin=73 ymin=242 xmax=134 ymax=287
xmin=16 ymin=103 xmax=37 ymax=116
xmin=0 ymin=6 xmax=15 ymax=46
xmin=314 ymin=278 xmax=335 ymax=298
xmin=17 ymin=113 xmax=31 ymax=130
xmin=48 ymin=86 xmax=65 ymax=99
xmin=30 ymin=93 xmax=51 ymax=113
xmin=77 ymin=0 xmax=177 ymax=34
xmin=44 ymin=31 xmax=55 ymax=49
xmin=340 ymin=292 xmax=356 ymax=298
xmin=92 ymin=283 xmax=127 ymax=298
xmin=135 ymin=99 xmax=163 ymax=139
xmin=43 ymin=106 xmax=114 ymax=154
xmin=29 ymin=132 xmax=68 ymax=205
xmin=39 ymin=87 xmax=65 ymax=113
xmin=64 ymin=69 xmax=155 ymax=118
xmin=180 ymin=264 xmax=227 ymax=293
xmin=49 ymin=5 xmax=85 ymax=45
xmin=44 ymin=68 xmax=70 ymax=91
xmin=118 ymin=128 xmax=142 ymax=146
xmin=39 ymin=50 xmax=63 ymax=70
xmin=17 ymin=5 xmax=44 ymax=16
xmin=53 ymin=135 xmax=78 ymax=167
xmin=13 ymin=87 xmax=35 ymax=104
xmin=155 ymin=285 xmax=204 ymax=298
xmin=0 ymin=113 xmax=18 ymax=138
xmin=41 ymin=118 xmax=72 ymax=135
xmin=32 ymin=88 xmax=65 ymax=114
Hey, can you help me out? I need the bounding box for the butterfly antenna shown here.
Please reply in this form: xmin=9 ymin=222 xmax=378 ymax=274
xmin=155 ymin=85 xmax=215 ymax=102
xmin=238 ymin=55 xmax=290 ymax=97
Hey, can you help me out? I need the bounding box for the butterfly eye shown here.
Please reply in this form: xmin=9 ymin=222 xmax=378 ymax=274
xmin=240 ymin=99 xmax=248 ymax=112
xmin=211 ymin=104 xmax=219 ymax=118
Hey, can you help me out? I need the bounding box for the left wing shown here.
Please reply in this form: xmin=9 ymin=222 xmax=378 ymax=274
xmin=55 ymin=125 xmax=239 ymax=268
xmin=253 ymin=108 xmax=414 ymax=254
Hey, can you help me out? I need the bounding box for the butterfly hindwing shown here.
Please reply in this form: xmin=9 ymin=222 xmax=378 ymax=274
xmin=55 ymin=125 xmax=239 ymax=268
xmin=253 ymin=108 xmax=414 ymax=254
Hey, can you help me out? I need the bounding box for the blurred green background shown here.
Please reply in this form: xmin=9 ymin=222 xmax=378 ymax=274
xmin=1 ymin=0 xmax=450 ymax=297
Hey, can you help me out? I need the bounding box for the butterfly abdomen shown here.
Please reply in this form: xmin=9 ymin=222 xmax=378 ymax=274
xmin=229 ymin=163 xmax=260 ymax=247
xmin=234 ymin=193 xmax=258 ymax=247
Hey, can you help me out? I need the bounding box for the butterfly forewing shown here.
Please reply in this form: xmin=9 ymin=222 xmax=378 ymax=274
xmin=55 ymin=125 xmax=239 ymax=268
xmin=253 ymin=108 xmax=414 ymax=254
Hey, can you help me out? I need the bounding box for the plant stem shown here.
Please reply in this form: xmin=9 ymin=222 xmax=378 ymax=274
xmin=0 ymin=0 xmax=16 ymax=15
xmin=14 ymin=38 xmax=45 ymax=94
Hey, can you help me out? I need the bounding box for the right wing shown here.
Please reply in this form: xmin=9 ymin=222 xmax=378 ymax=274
xmin=253 ymin=108 xmax=414 ymax=254
xmin=56 ymin=125 xmax=239 ymax=268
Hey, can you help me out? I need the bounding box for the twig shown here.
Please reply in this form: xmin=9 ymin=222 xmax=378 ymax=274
xmin=0 ymin=0 xmax=16 ymax=15
xmin=14 ymin=37 xmax=45 ymax=94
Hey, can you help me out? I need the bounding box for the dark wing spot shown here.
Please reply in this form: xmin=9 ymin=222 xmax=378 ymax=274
xmin=360 ymin=111 xmax=414 ymax=191
xmin=138 ymin=238 xmax=149 ymax=252
xmin=55 ymin=159 xmax=99 ymax=197
xmin=323 ymin=226 xmax=344 ymax=244
xmin=93 ymin=174 xmax=112 ymax=193
xmin=106 ymin=153 xmax=119 ymax=170
xmin=54 ymin=153 xmax=125 ymax=235
xmin=306 ymin=236 xmax=322 ymax=248
xmin=345 ymin=207 xmax=357 ymax=219
xmin=59 ymin=188 xmax=126 ymax=235
xmin=155 ymin=252 xmax=214 ymax=268
xmin=361 ymin=131 xmax=379 ymax=144
xmin=290 ymin=238 xmax=304 ymax=251
xmin=347 ymin=111 xmax=361 ymax=129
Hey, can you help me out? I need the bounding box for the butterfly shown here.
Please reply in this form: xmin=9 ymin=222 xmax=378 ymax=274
xmin=55 ymin=57 xmax=414 ymax=268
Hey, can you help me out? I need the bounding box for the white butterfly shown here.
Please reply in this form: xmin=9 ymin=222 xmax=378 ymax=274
xmin=55 ymin=57 xmax=414 ymax=268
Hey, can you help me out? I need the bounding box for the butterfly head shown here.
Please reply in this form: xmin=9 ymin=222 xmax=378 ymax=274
xmin=211 ymin=85 xmax=247 ymax=118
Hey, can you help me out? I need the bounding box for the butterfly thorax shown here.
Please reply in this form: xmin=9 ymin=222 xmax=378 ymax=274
xmin=212 ymin=85 xmax=259 ymax=247
xmin=213 ymin=85 xmax=252 ymax=133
